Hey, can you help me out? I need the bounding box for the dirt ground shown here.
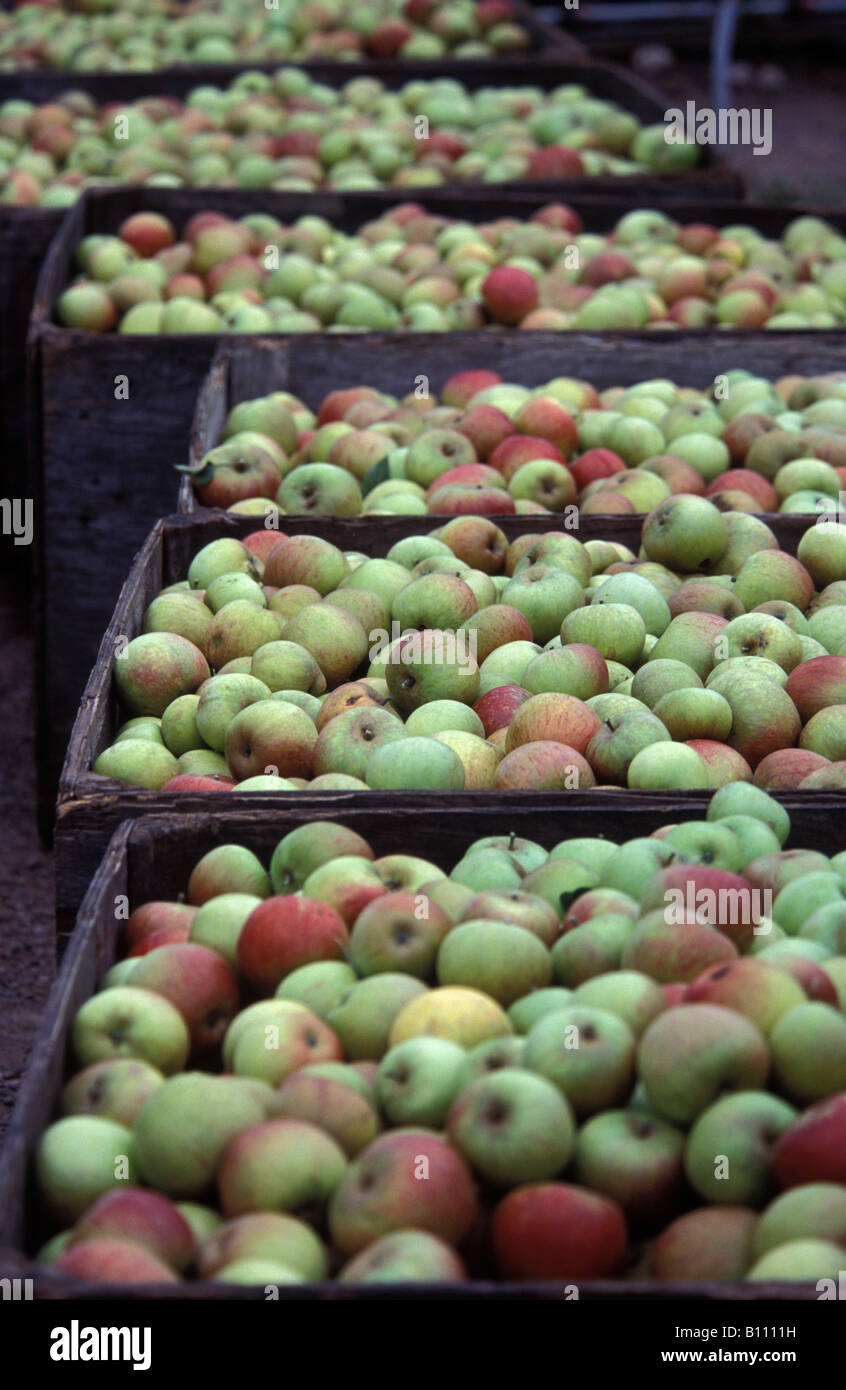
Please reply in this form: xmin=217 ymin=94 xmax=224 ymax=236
xmin=0 ymin=565 xmax=55 ymax=1138
xmin=1 ymin=52 xmax=845 ymax=1142
xmin=653 ymin=60 xmax=846 ymax=206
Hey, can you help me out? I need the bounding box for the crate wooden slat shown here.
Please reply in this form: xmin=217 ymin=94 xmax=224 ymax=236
xmin=52 ymin=505 xmax=830 ymax=948
xmin=0 ymin=205 xmax=64 ymax=568
xmin=1 ymin=806 xmax=832 ymax=1299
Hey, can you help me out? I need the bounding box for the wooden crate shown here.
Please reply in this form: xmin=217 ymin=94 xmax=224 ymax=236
xmin=0 ymin=3 xmax=586 ymax=95
xmin=180 ymin=334 xmax=846 ymax=513
xmin=0 ymin=806 xmax=828 ymax=1299
xmin=30 ymin=187 xmax=846 ymax=827
xmin=0 ymin=205 xmax=64 ymax=574
xmin=1 ymin=55 xmax=737 ymax=196
xmin=52 ymin=506 xmax=827 ymax=947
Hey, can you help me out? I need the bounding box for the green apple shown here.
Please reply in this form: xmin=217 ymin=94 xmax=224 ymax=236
xmin=630 ymin=658 xmax=703 ymax=708
xmin=772 ymin=872 xmax=846 ymax=934
xmin=327 ymin=974 xmax=428 ymax=1060
xmin=561 ymin=603 xmax=646 ymax=667
xmin=189 ymin=893 xmax=263 ymax=969
xmin=446 ymin=1068 xmax=576 ymax=1186
xmin=601 ymin=838 xmax=677 ymax=899
xmin=365 ymin=735 xmax=465 ymax=790
xmin=196 ymin=1212 xmax=328 ymax=1281
xmin=436 ymin=919 xmax=551 ymax=1006
xmin=133 ymin=1073 xmax=266 ymax=1197
xmin=585 ymin=709 xmax=671 ymax=784
xmin=195 ymin=673 xmax=271 ymax=751
xmin=502 ymin=567 xmax=584 ymax=645
xmin=376 ymin=1038 xmax=467 ymax=1127
xmin=188 ymin=538 xmax=262 ymax=591
xmin=753 ymin=1183 xmax=846 ymax=1258
xmin=508 ymin=988 xmax=574 ymax=1033
xmin=36 ymin=1116 xmax=139 ymax=1226
xmin=770 ymin=1002 xmax=846 ymax=1102
xmin=93 ymin=739 xmax=181 ymax=789
xmin=275 ymin=961 xmax=359 ymax=1020
xmin=707 ymin=783 xmax=790 ymax=844
xmin=60 ymin=1058 xmax=165 ymax=1128
xmin=637 ymin=1004 xmax=770 ymax=1125
xmin=684 ymin=1090 xmax=797 ymax=1203
xmin=71 ymin=986 xmax=190 ymax=1075
xmin=574 ymin=1108 xmax=685 ymax=1225
xmin=573 ymin=971 xmax=666 ymax=1038
xmin=642 ymin=496 xmax=728 ymax=571
xmin=627 ymin=742 xmax=710 ymax=789
xmin=746 ymin=1239 xmax=845 ymax=1282
xmin=551 ymin=916 xmax=635 ymax=987
xmin=524 ymin=1004 xmax=636 ymax=1117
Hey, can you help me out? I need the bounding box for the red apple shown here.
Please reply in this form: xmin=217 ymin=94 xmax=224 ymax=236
xmin=753 ymin=748 xmax=830 ymax=790
xmin=570 ymin=449 xmax=627 ymax=494
xmin=54 ymin=1238 xmax=179 ymax=1284
xmin=162 ymin=774 xmax=235 ymax=792
xmin=237 ymin=897 xmax=349 ymax=993
xmin=71 ymin=1188 xmax=194 ymax=1271
xmin=773 ymin=1093 xmax=846 ymax=1187
xmin=125 ymin=902 xmax=197 ymax=949
xmin=456 ymin=404 xmax=515 ymax=460
xmin=481 ymin=267 xmax=539 ymax=325
xmin=441 ymin=369 xmax=502 ymax=408
xmin=785 ymin=656 xmax=846 ymax=723
xmin=489 ymin=434 xmax=565 ymax=480
xmin=492 ymin=1182 xmax=627 ymax=1280
xmin=128 ymin=943 xmax=239 ymax=1058
xmin=473 ymin=684 xmax=532 ymax=735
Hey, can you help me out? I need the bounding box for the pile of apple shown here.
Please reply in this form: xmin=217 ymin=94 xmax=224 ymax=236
xmin=54 ymin=203 xmax=846 ymax=333
xmin=0 ymin=71 xmax=689 ymax=210
xmin=92 ymin=505 xmax=846 ymax=794
xmin=190 ymin=368 xmax=846 ymax=519
xmin=34 ymin=793 xmax=846 ymax=1286
xmin=0 ymin=0 xmax=534 ymax=74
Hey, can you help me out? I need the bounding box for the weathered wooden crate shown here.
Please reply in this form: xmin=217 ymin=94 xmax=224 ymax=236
xmin=0 ymin=806 xmax=828 ymax=1299
xmin=0 ymin=204 xmax=64 ymax=568
xmin=52 ymin=506 xmax=825 ymax=947
xmin=179 ymin=333 xmax=846 ymax=513
xmin=31 ymin=187 xmax=846 ymax=837
xmin=0 ymin=55 xmax=738 ymax=198
xmin=0 ymin=2 xmax=586 ymax=94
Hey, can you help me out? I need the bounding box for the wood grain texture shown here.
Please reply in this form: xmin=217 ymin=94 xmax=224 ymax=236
xmin=3 ymin=807 xmax=834 ymax=1298
xmin=0 ymin=208 xmax=63 ymax=540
